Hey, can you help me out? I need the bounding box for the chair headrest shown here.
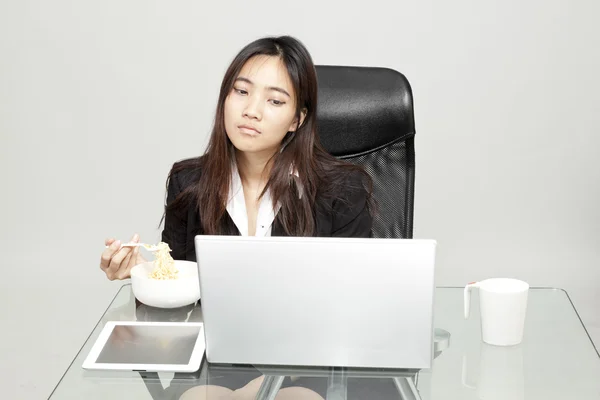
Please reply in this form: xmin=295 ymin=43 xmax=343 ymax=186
xmin=315 ymin=65 xmax=415 ymax=157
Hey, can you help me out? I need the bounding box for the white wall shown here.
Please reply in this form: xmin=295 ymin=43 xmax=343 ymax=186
xmin=1 ymin=0 xmax=598 ymax=398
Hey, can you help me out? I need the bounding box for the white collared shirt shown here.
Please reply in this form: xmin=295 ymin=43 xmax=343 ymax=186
xmin=225 ymin=165 xmax=280 ymax=236
xmin=225 ymin=164 xmax=301 ymax=236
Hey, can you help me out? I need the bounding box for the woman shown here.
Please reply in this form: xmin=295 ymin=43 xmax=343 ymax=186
xmin=100 ymin=35 xmax=373 ymax=399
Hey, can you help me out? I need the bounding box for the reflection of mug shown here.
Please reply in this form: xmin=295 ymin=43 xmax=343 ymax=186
xmin=464 ymin=278 xmax=529 ymax=346
xmin=462 ymin=343 xmax=524 ymax=400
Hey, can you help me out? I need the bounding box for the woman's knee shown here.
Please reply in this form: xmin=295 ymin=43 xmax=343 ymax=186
xmin=230 ymin=376 xmax=324 ymax=400
xmin=276 ymin=386 xmax=325 ymax=400
xmin=179 ymin=384 xmax=233 ymax=400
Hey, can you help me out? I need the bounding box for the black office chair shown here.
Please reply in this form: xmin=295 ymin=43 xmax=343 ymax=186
xmin=246 ymin=66 xmax=439 ymax=400
xmin=315 ymin=65 xmax=416 ymax=239
xmin=282 ymin=66 xmax=422 ymax=400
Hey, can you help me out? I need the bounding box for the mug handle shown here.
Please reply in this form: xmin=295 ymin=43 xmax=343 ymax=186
xmin=464 ymin=282 xmax=479 ymax=319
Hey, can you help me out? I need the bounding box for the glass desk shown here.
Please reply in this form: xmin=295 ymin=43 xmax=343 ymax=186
xmin=48 ymin=286 xmax=600 ymax=399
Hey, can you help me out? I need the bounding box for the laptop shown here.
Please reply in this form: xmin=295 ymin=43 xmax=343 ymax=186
xmin=194 ymin=236 xmax=437 ymax=369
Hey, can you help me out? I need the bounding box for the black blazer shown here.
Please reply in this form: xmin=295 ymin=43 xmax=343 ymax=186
xmin=160 ymin=161 xmax=373 ymax=261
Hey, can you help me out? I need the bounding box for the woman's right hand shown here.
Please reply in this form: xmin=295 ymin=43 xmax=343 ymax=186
xmin=100 ymin=233 xmax=147 ymax=280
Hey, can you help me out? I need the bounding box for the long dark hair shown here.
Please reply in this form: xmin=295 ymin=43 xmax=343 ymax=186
xmin=164 ymin=35 xmax=372 ymax=236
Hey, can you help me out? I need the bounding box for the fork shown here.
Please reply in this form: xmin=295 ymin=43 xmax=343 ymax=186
xmin=105 ymin=242 xmax=160 ymax=252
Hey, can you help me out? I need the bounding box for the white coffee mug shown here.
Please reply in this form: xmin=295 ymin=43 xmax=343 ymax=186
xmin=464 ymin=278 xmax=529 ymax=346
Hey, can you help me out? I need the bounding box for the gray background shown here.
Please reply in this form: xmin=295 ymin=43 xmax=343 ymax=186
xmin=1 ymin=0 xmax=598 ymax=398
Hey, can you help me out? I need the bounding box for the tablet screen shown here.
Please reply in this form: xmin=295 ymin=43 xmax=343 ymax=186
xmin=95 ymin=324 xmax=202 ymax=365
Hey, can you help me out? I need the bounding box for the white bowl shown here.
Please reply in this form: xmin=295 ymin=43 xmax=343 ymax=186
xmin=130 ymin=260 xmax=201 ymax=309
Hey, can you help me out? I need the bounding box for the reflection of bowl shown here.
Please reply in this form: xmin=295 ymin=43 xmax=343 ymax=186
xmin=131 ymin=261 xmax=200 ymax=309
xmin=135 ymin=301 xmax=196 ymax=322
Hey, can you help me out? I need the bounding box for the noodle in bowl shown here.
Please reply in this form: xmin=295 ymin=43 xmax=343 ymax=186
xmin=131 ymin=260 xmax=201 ymax=308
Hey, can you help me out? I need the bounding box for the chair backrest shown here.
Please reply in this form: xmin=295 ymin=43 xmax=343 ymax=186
xmin=315 ymin=65 xmax=416 ymax=239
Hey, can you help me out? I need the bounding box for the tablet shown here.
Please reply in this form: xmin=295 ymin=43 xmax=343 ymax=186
xmin=82 ymin=321 xmax=205 ymax=372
